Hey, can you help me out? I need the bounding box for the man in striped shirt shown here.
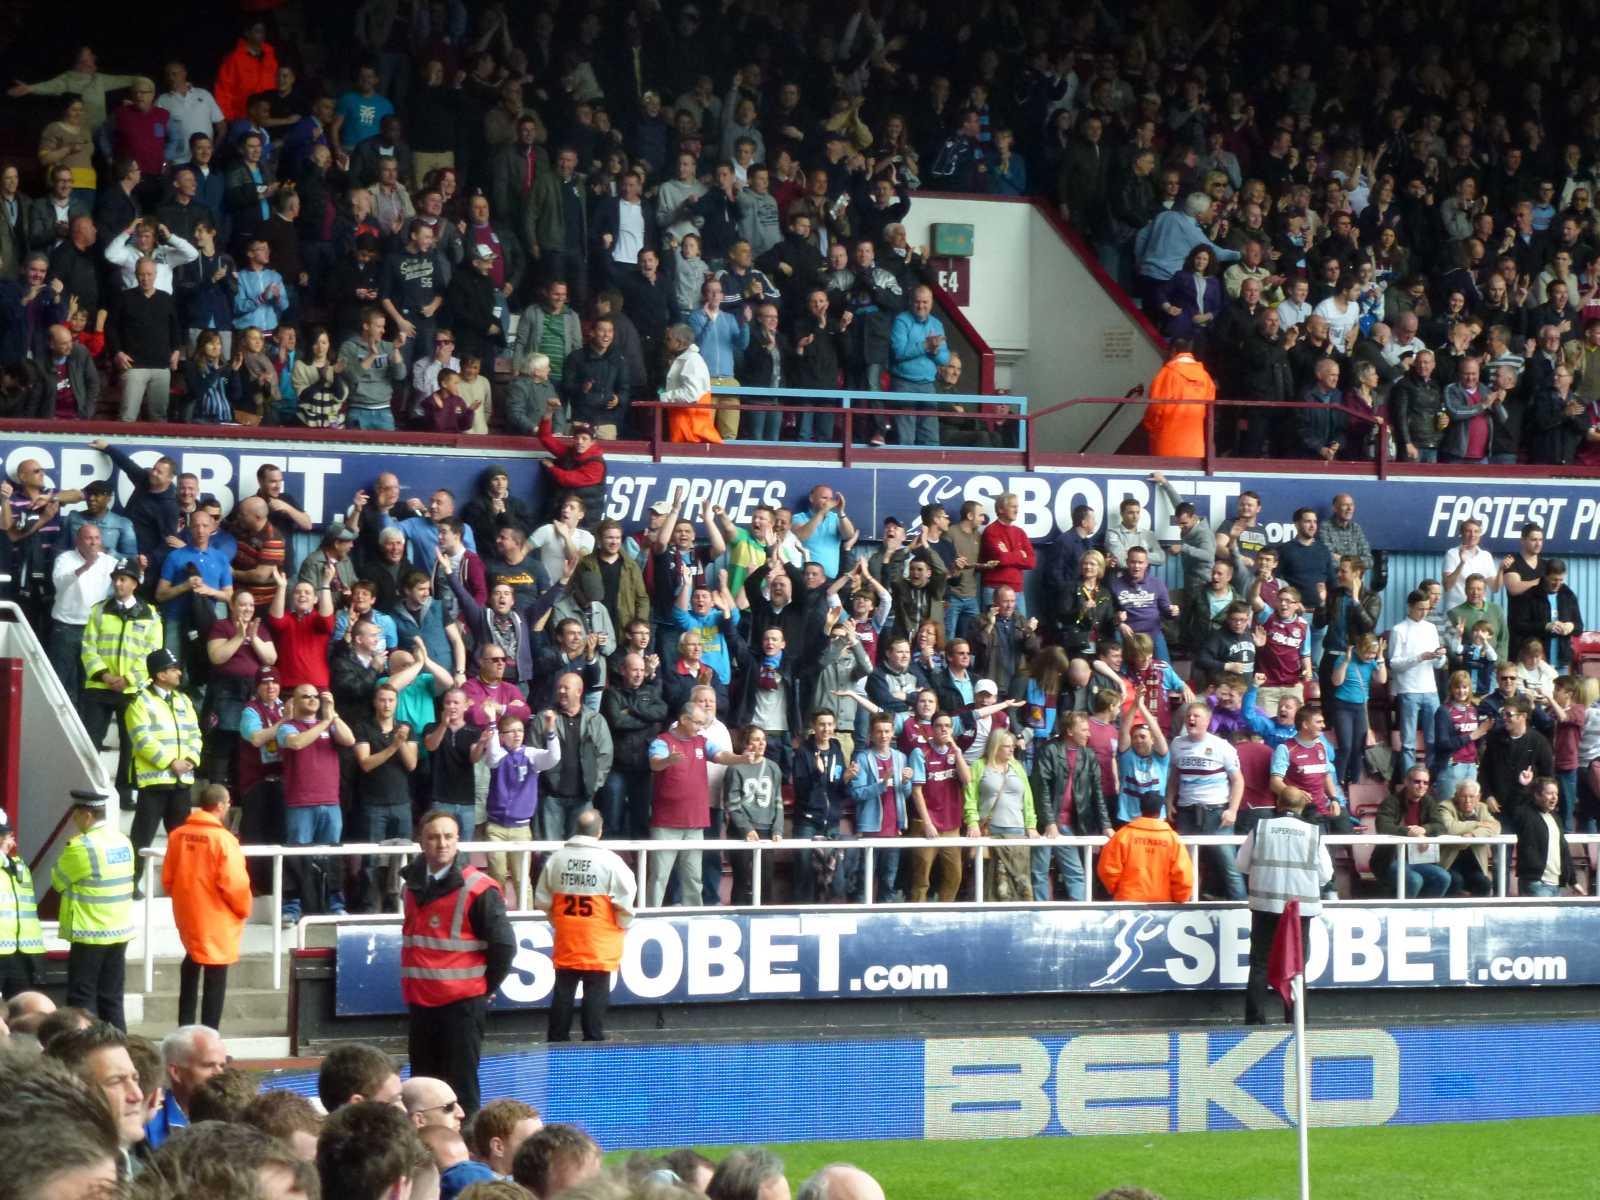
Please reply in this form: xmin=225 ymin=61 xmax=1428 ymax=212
xmin=1165 ymin=701 xmax=1246 ymax=900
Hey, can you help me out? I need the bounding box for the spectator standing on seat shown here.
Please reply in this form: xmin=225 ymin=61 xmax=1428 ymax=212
xmin=161 ymin=784 xmax=251 ymax=1031
xmin=687 ymin=279 xmax=750 ymax=441
xmin=907 ymin=712 xmax=972 ymax=902
xmin=338 ymin=307 xmax=410 ymax=430
xmin=478 ymin=712 xmax=561 ymax=909
xmin=1441 ymin=518 xmax=1504 ymax=614
xmin=109 ymin=259 xmax=182 ymax=422
xmin=53 ymin=790 xmax=134 ymax=1030
xmin=1510 ymin=777 xmax=1584 ymax=897
xmin=277 ymin=684 xmax=355 ymax=924
xmin=1235 ymin=785 xmax=1332 ymax=1024
xmin=535 ymin=808 xmax=635 ymax=1042
xmin=646 ymin=704 xmax=749 ymax=907
xmin=402 ymin=809 xmax=516 ymax=1117
xmin=1389 ymin=589 xmax=1447 ymax=777
xmin=979 ymin=493 xmax=1035 ymax=614
xmin=792 ymin=485 xmax=856 ymax=580
xmin=1112 ymin=546 xmax=1178 ymax=663
xmin=1167 ymin=701 xmax=1246 ymax=901
xmin=49 ymin=523 xmax=120 ymax=705
xmin=888 ymin=285 xmax=949 ymax=447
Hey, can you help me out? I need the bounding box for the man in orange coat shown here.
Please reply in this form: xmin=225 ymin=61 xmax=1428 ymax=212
xmin=1143 ymin=338 xmax=1216 ymax=458
xmin=213 ymin=20 xmax=279 ymax=121
xmin=533 ymin=808 xmax=636 ymax=1042
xmin=1096 ymin=792 xmax=1195 ymax=902
xmin=161 ymin=785 xmax=253 ymax=1030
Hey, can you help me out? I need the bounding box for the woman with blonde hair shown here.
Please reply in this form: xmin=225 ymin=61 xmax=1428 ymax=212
xmin=961 ymin=730 xmax=1038 ymax=900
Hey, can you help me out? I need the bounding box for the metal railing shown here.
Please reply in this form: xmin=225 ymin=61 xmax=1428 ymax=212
xmin=636 ymin=384 xmax=1027 ymax=465
xmin=133 ymin=830 xmax=1600 ymax=995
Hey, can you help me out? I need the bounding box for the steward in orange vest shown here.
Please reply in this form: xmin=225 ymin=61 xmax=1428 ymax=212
xmin=401 ymin=808 xmax=516 ymax=1116
xmin=534 ymin=808 xmax=637 ymax=1043
xmin=1096 ymin=792 xmax=1196 ymax=903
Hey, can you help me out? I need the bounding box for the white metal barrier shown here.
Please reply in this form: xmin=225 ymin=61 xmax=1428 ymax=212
xmin=137 ymin=831 xmax=1600 ymax=995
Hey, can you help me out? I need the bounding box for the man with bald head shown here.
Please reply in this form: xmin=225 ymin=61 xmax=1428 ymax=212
xmin=50 ymin=521 xmax=120 ymax=703
xmin=402 ymin=1076 xmax=464 ymax=1131
xmin=44 ymin=322 xmax=102 ymax=418
xmin=228 ymin=495 xmax=288 ymax=608
xmin=797 ymin=1164 xmax=886 ymax=1200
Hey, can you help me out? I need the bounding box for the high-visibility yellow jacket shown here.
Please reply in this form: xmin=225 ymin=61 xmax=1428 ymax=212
xmin=81 ymin=598 xmax=162 ymax=696
xmin=51 ymin=824 xmax=135 ymax=945
xmin=0 ymin=857 xmax=44 ymax=955
xmin=125 ymin=685 xmax=203 ymax=789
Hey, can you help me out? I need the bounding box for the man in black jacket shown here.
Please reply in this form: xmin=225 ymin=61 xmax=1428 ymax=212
xmin=401 ymin=809 xmax=516 ymax=1116
xmin=599 ymin=652 xmax=668 ymax=838
xmin=107 ymin=259 xmax=181 ymax=422
xmin=1510 ymin=777 xmax=1583 ymax=896
xmin=787 ymin=288 xmax=846 ymax=442
xmin=1390 ymin=349 xmax=1446 ymax=462
xmin=445 ymin=244 xmax=504 ymax=363
xmin=1508 ymin=559 xmax=1583 ymax=672
xmin=758 ymin=212 xmax=827 ymax=323
xmin=559 ymin=317 xmax=630 ymax=437
xmin=1480 ymin=698 xmax=1553 ymax=823
xmin=1236 ymin=311 xmax=1296 ymax=457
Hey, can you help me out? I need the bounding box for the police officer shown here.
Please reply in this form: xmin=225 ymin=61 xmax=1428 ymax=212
xmin=0 ymin=810 xmax=45 ymax=997
xmin=534 ymin=808 xmax=636 ymax=1043
xmin=80 ymin=562 xmax=161 ymax=811
xmin=125 ymin=647 xmax=203 ymax=868
xmin=51 ymin=790 xmax=136 ymax=1030
xmin=1234 ymin=787 xmax=1334 ymax=1026
xmin=400 ymin=808 xmax=516 ymax=1117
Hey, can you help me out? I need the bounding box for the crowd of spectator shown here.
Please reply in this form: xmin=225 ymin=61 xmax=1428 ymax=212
xmin=6 ymin=420 xmax=1592 ymax=916
xmin=0 ymin=1001 xmax=941 ymax=1199
xmin=0 ymin=3 xmax=1019 ymax=449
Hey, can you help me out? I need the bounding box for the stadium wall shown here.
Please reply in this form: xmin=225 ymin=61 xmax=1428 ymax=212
xmin=267 ymin=1020 xmax=1600 ymax=1148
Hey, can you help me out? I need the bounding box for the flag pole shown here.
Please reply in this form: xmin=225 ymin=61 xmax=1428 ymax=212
xmin=1293 ymin=971 xmax=1311 ymax=1200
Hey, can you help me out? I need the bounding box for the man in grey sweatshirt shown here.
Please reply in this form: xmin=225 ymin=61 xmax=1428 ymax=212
xmin=336 ymin=307 xmax=410 ymax=430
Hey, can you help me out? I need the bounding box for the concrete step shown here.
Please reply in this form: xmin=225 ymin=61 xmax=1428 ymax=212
xmin=144 ymin=956 xmax=281 ymax=992
xmin=138 ymin=987 xmax=288 ymax=1029
xmin=128 ymin=1017 xmax=290 ymax=1044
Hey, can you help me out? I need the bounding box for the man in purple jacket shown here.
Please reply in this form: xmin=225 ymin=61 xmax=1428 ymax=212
xmin=1113 ymin=546 xmax=1179 ymax=661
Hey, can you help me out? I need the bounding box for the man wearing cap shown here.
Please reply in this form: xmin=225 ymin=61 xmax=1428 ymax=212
xmin=448 ymin=243 xmax=505 ymax=364
xmin=52 ymin=790 xmax=136 ymax=1029
xmin=59 ymin=478 xmax=136 ymax=563
xmin=0 ymin=810 xmax=45 ymax=997
xmin=81 ymin=563 xmax=162 ymax=808
xmin=49 ymin=524 xmax=124 ymax=706
xmin=298 ymin=524 xmax=360 ymax=599
xmin=125 ymin=648 xmax=203 ymax=866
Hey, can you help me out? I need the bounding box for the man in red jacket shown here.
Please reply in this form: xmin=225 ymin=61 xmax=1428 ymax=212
xmin=979 ymin=492 xmax=1036 ymax=615
xmin=537 ymin=419 xmax=606 ymax=523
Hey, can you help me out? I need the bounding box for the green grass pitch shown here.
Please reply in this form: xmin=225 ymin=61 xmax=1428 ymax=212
xmin=668 ymin=1117 xmax=1593 ymax=1199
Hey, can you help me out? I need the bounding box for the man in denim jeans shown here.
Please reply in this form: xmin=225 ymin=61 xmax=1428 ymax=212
xmin=1166 ymin=701 xmax=1246 ymax=900
xmin=277 ymin=684 xmax=356 ymax=923
xmin=940 ymin=501 xmax=984 ymax=643
xmin=1387 ymin=589 xmax=1446 ymax=777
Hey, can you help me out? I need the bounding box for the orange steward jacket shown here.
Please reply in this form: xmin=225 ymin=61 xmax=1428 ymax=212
xmin=161 ymin=808 xmax=253 ymax=965
xmin=534 ymin=835 xmax=637 ymax=972
xmin=1096 ymin=816 xmax=1195 ymax=903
